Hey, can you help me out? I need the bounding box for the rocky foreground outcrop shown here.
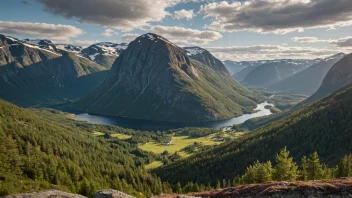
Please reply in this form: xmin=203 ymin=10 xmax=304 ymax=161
xmin=4 ymin=189 xmax=134 ymax=198
xmin=154 ymin=178 xmax=352 ymax=198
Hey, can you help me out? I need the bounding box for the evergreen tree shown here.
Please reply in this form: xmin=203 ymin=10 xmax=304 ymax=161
xmin=307 ymin=152 xmax=324 ymax=180
xmin=273 ymin=147 xmax=298 ymax=181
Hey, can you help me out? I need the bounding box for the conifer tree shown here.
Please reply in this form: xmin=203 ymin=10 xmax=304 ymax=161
xmin=273 ymin=147 xmax=298 ymax=181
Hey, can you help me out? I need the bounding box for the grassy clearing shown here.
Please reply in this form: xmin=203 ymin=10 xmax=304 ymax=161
xmin=139 ymin=135 xmax=221 ymax=156
xmin=111 ymin=133 xmax=132 ymax=140
xmin=92 ymin=131 xmax=105 ymax=136
xmin=145 ymin=161 xmax=163 ymax=170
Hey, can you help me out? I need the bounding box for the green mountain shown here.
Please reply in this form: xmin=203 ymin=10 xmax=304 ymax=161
xmin=155 ymin=82 xmax=352 ymax=186
xmin=269 ymin=53 xmax=345 ymax=95
xmin=0 ymin=99 xmax=169 ymax=197
xmin=0 ymin=34 xmax=108 ymax=107
xmin=74 ymin=33 xmax=259 ymax=122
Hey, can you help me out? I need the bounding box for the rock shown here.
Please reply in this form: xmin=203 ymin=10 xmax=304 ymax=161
xmin=93 ymin=190 xmax=135 ymax=198
xmin=4 ymin=190 xmax=86 ymax=198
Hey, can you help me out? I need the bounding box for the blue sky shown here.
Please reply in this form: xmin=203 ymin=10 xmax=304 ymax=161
xmin=1 ymin=0 xmax=352 ymax=61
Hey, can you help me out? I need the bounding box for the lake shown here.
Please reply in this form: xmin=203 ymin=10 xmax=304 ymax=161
xmin=74 ymin=101 xmax=274 ymax=131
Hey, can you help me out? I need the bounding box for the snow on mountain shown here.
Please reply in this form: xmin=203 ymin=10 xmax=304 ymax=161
xmin=56 ymin=44 xmax=83 ymax=54
xmin=184 ymin=47 xmax=206 ymax=56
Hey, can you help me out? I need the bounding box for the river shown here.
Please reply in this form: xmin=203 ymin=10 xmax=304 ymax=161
xmin=74 ymin=101 xmax=274 ymax=131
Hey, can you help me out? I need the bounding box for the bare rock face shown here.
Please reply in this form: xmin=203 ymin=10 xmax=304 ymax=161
xmin=4 ymin=190 xmax=86 ymax=198
xmin=93 ymin=190 xmax=135 ymax=198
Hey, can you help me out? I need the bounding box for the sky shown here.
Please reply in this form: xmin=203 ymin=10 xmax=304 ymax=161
xmin=1 ymin=0 xmax=352 ymax=61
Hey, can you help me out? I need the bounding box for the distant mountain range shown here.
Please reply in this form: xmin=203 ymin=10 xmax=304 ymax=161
xmin=224 ymin=59 xmax=320 ymax=82
xmin=74 ymin=33 xmax=260 ymax=122
xmin=242 ymin=59 xmax=320 ymax=87
xmin=269 ymin=53 xmax=346 ymax=95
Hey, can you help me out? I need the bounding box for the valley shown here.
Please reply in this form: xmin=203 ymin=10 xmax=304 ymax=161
xmin=1 ymin=2 xmax=352 ymax=196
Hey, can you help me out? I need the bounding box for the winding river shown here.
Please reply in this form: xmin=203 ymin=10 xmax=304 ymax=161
xmin=74 ymin=101 xmax=273 ymax=131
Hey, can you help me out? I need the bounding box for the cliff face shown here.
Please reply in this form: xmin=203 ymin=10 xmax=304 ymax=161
xmin=75 ymin=33 xmax=257 ymax=122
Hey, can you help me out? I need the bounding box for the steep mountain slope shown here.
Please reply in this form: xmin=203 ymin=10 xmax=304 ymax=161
xmin=243 ymin=60 xmax=316 ymax=87
xmin=306 ymin=53 xmax=352 ymax=104
xmin=0 ymin=34 xmax=107 ymax=106
xmin=80 ymin=42 xmax=128 ymax=68
xmin=74 ymin=33 xmax=258 ymax=122
xmin=0 ymin=99 xmax=167 ymax=197
xmin=269 ymin=53 xmax=345 ymax=95
xmin=155 ymin=82 xmax=352 ymax=185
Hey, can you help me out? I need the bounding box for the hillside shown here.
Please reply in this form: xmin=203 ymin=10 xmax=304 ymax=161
xmin=0 ymin=99 xmax=170 ymax=197
xmin=74 ymin=33 xmax=259 ymax=122
xmin=0 ymin=34 xmax=108 ymax=107
xmin=269 ymin=53 xmax=345 ymax=95
xmin=306 ymin=53 xmax=352 ymax=104
xmin=154 ymin=178 xmax=352 ymax=198
xmin=243 ymin=60 xmax=315 ymax=87
xmin=155 ymin=83 xmax=352 ymax=186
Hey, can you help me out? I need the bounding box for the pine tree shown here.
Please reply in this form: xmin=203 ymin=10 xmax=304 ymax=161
xmin=307 ymin=152 xmax=324 ymax=180
xmin=301 ymin=156 xmax=308 ymax=181
xmin=216 ymin=180 xmax=221 ymax=189
xmin=273 ymin=147 xmax=298 ymax=181
xmin=176 ymin=182 xmax=182 ymax=194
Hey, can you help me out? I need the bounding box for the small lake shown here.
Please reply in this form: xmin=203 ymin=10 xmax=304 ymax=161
xmin=74 ymin=101 xmax=273 ymax=131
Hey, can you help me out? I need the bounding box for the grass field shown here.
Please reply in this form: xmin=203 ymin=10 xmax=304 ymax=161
xmin=139 ymin=135 xmax=222 ymax=156
xmin=92 ymin=131 xmax=105 ymax=136
xmin=111 ymin=133 xmax=132 ymax=140
xmin=145 ymin=161 xmax=163 ymax=169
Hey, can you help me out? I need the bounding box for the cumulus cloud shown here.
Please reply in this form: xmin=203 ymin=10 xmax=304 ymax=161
xmin=150 ymin=25 xmax=222 ymax=45
xmin=0 ymin=21 xmax=83 ymax=42
xmin=330 ymin=37 xmax=352 ymax=48
xmin=293 ymin=36 xmax=352 ymax=48
xmin=200 ymin=0 xmax=352 ymax=34
xmin=207 ymin=45 xmax=345 ymax=61
xmin=121 ymin=33 xmax=140 ymax=41
xmin=174 ymin=9 xmax=196 ymax=20
xmin=36 ymin=0 xmax=192 ymax=31
xmin=102 ymin=28 xmax=118 ymax=37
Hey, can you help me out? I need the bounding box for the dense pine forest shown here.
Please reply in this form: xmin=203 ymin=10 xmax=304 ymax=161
xmin=155 ymin=84 xmax=352 ymax=186
xmin=0 ymin=100 xmax=173 ymax=197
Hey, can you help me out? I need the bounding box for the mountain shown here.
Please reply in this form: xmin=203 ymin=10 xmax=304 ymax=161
xmin=74 ymin=33 xmax=259 ymax=122
xmin=0 ymin=99 xmax=167 ymax=197
xmin=155 ymin=82 xmax=352 ymax=185
xmin=80 ymin=42 xmax=128 ymax=68
xmin=223 ymin=60 xmax=267 ymax=77
xmin=56 ymin=44 xmax=83 ymax=54
xmin=305 ymin=53 xmax=352 ymax=104
xmin=0 ymin=34 xmax=107 ymax=106
xmin=242 ymin=59 xmax=318 ymax=87
xmin=269 ymin=53 xmax=345 ymax=95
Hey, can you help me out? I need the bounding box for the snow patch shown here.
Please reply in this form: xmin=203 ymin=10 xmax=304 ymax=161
xmin=184 ymin=47 xmax=205 ymax=56
xmin=89 ymin=53 xmax=100 ymax=61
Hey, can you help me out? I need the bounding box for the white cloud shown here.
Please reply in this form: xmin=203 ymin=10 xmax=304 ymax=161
xmin=200 ymin=0 xmax=352 ymax=34
xmin=0 ymin=21 xmax=83 ymax=42
xmin=174 ymin=9 xmax=196 ymax=20
xmin=102 ymin=28 xmax=118 ymax=37
xmin=207 ymin=45 xmax=346 ymax=61
xmin=150 ymin=25 xmax=222 ymax=45
xmin=72 ymin=40 xmax=99 ymax=47
xmin=37 ymin=0 xmax=194 ymax=31
xmin=292 ymin=37 xmax=333 ymax=43
xmin=121 ymin=33 xmax=140 ymax=41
